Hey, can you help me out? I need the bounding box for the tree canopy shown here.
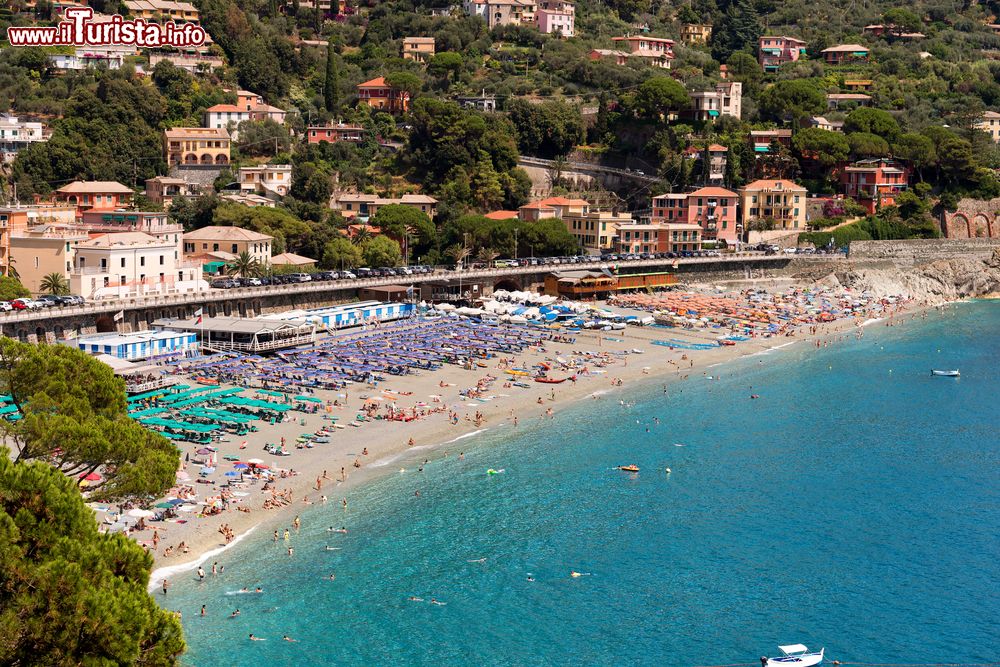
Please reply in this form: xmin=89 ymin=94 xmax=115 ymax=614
xmin=0 ymin=454 xmax=185 ymax=665
xmin=0 ymin=340 xmax=179 ymax=501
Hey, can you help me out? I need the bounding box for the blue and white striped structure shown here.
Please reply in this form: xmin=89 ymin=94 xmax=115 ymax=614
xmin=261 ymin=301 xmax=415 ymax=330
xmin=67 ymin=330 xmax=199 ymax=360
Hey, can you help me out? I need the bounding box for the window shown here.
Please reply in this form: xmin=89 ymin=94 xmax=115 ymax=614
xmin=232 ymin=244 xmax=238 ymax=253
xmin=140 ymin=256 xmax=145 ymax=267
xmin=121 ymin=258 xmax=126 ymax=268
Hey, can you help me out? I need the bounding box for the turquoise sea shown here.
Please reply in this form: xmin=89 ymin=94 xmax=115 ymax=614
xmin=165 ymin=301 xmax=1000 ymax=667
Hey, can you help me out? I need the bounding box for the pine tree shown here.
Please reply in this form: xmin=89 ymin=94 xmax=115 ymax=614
xmin=711 ymin=0 xmax=763 ymax=63
xmin=324 ymin=38 xmax=339 ymax=114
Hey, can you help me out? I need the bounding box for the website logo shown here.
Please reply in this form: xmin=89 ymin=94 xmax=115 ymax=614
xmin=7 ymin=7 xmax=207 ymax=48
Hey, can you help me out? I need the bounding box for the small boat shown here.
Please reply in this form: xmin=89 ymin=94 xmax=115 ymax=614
xmin=534 ymin=377 xmax=566 ymax=384
xmin=931 ymin=369 xmax=960 ymax=377
xmin=616 ymin=464 xmax=639 ymax=472
xmin=507 ymin=369 xmax=531 ymax=377
xmin=764 ymin=644 xmax=824 ymax=667
xmin=719 ymin=339 xmax=736 ymax=346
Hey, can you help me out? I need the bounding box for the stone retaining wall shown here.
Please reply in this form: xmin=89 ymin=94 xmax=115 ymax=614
xmin=848 ymin=238 xmax=1000 ymax=264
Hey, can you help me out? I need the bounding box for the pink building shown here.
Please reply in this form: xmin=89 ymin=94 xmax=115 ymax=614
xmin=651 ymin=186 xmax=739 ymax=243
xmin=758 ymin=36 xmax=807 ymax=71
xmin=609 ymin=35 xmax=675 ymax=68
xmin=536 ymin=0 xmax=574 ymax=36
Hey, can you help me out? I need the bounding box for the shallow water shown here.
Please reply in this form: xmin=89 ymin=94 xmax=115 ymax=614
xmin=166 ymin=302 xmax=1000 ymax=666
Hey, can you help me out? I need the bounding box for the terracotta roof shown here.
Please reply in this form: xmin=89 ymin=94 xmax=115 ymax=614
xmin=357 ymin=77 xmax=388 ymax=88
xmin=538 ymin=196 xmax=589 ymax=206
xmin=182 ymin=225 xmax=273 ymax=242
xmin=822 ymin=44 xmax=869 ymax=52
xmin=484 ymin=210 xmax=519 ymax=220
xmin=205 ymin=104 xmax=244 ymax=113
xmin=520 ymin=202 xmax=557 ymax=210
xmin=269 ymin=252 xmax=316 ymax=265
xmin=56 ymin=181 xmax=133 ymax=194
xmin=687 ymin=187 xmax=738 ymax=197
xmin=742 ymin=179 xmax=807 ymax=192
xmin=403 ymin=37 xmax=436 ymax=44
xmin=164 ymin=127 xmax=230 ymax=139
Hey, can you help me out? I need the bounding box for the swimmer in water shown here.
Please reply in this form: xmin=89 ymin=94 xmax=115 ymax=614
xmin=230 ymin=609 xmax=241 ymax=618
xmin=526 ymin=575 xmax=535 ymax=582
xmin=570 ymin=571 xmax=591 ymax=578
xmin=324 ymin=545 xmax=341 ymax=551
xmin=333 ymin=527 xmax=347 ymax=534
xmin=407 ymin=596 xmax=424 ymax=602
xmin=467 ymin=557 xmax=487 ymax=563
xmin=283 ymin=636 xmax=298 ymax=642
xmin=248 ymin=634 xmax=265 ymax=641
xmin=429 ymin=598 xmax=446 ymax=606
xmin=255 ymin=587 xmax=263 ymax=593
xmin=325 ymin=574 xmax=336 ymax=581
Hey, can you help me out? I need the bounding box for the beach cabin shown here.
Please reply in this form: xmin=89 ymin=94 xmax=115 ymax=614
xmin=69 ymin=330 xmax=199 ymax=361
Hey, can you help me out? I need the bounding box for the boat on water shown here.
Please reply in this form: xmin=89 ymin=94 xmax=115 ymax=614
xmin=616 ymin=464 xmax=639 ymax=472
xmin=534 ymin=376 xmax=566 ymax=384
xmin=931 ymin=369 xmax=960 ymax=377
xmin=764 ymin=644 xmax=824 ymax=667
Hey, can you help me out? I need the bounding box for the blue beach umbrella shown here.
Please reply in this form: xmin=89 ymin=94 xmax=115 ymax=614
xmin=224 ymin=471 xmax=240 ymax=477
xmin=232 ymin=463 xmax=249 ymax=469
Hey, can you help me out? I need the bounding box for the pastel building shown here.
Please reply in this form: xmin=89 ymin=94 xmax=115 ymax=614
xmin=536 ymin=0 xmax=574 ymax=37
xmin=681 ymin=23 xmax=712 ymax=44
xmin=402 ymin=37 xmax=436 ymax=61
xmin=464 ymin=0 xmax=536 ymax=28
xmin=356 ymin=77 xmax=410 ymax=114
xmin=840 ymin=158 xmax=908 ymax=214
xmin=688 ymin=81 xmax=742 ymax=121
xmin=52 ymin=181 xmax=134 ymax=215
xmin=183 ymin=226 xmax=273 ymax=267
xmin=821 ymin=44 xmax=870 ymax=65
xmin=651 ymin=187 xmax=739 ymax=242
xmin=758 ymin=36 xmax=807 ymax=71
xmin=331 ymin=194 xmax=438 ymax=220
xmin=975 ymin=111 xmax=1000 ymax=143
xmin=610 ymin=35 xmax=675 ymax=68
xmin=124 ymin=0 xmax=200 ymax=22
xmin=70 ymin=232 xmax=204 ymax=300
xmin=307 ymin=124 xmax=366 ymax=144
xmin=238 ymin=165 xmax=292 ymax=198
xmin=145 ymin=176 xmax=199 ymax=208
xmin=9 ymin=225 xmax=90 ymax=294
xmin=164 ymin=127 xmax=231 ymax=167
xmin=564 ymin=210 xmax=633 ymax=254
xmin=80 ymin=210 xmax=184 ymax=257
xmin=518 ymin=196 xmax=590 ymax=221
xmin=739 ymin=179 xmax=807 ymax=233
xmin=0 ymin=116 xmax=47 ymax=163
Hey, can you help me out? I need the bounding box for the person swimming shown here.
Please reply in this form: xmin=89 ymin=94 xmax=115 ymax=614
xmin=324 ymin=574 xmax=336 ymax=581
xmin=570 ymin=571 xmax=591 ymax=578
xmin=283 ymin=636 xmax=297 ymax=642
xmin=248 ymin=634 xmax=265 ymax=641
xmin=429 ymin=598 xmax=446 ymax=606
xmin=407 ymin=596 xmax=424 ymax=602
xmin=230 ymin=609 xmax=241 ymax=618
xmin=324 ymin=545 xmax=341 ymax=551
xmin=467 ymin=557 xmax=487 ymax=563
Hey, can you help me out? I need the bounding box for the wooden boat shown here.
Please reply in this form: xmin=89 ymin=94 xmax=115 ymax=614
xmin=931 ymin=369 xmax=960 ymax=377
xmin=534 ymin=376 xmax=566 ymax=384
xmin=764 ymin=645 xmax=824 ymax=667
xmin=719 ymin=339 xmax=736 ymax=346
xmin=193 ymin=377 xmax=219 ymax=385
xmin=616 ymin=464 xmax=639 ymax=472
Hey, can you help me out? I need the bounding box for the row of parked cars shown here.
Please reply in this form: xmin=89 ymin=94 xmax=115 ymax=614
xmin=0 ymin=295 xmax=86 ymax=312
xmin=209 ymin=266 xmax=437 ymax=289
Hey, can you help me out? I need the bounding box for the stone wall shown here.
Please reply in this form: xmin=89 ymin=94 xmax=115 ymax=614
xmin=940 ymin=197 xmax=1000 ymax=239
xmin=848 ymin=238 xmax=1000 ymax=265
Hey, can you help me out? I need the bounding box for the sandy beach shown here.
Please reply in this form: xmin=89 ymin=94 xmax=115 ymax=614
xmin=131 ymin=290 xmax=923 ymax=591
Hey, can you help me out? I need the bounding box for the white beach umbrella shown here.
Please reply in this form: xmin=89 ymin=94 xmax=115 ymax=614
xmin=127 ymin=508 xmax=155 ymax=518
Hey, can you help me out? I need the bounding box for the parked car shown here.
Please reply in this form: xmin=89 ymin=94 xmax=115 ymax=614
xmin=12 ymin=298 xmax=42 ymax=310
xmin=0 ymin=301 xmax=12 ymax=312
xmin=63 ymin=295 xmax=85 ymax=305
xmin=36 ymin=295 xmax=65 ymax=307
xmin=211 ymin=278 xmax=237 ymax=289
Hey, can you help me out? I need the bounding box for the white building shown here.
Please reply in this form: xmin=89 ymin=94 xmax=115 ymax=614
xmin=238 ymin=165 xmax=292 ymax=198
xmin=203 ymin=104 xmax=252 ymax=138
xmin=976 ymin=110 xmax=1000 ymax=143
xmin=70 ymin=232 xmax=205 ymax=300
xmin=49 ymin=48 xmax=127 ymax=71
xmin=688 ymin=81 xmax=742 ymax=121
xmin=0 ymin=115 xmax=47 ymax=163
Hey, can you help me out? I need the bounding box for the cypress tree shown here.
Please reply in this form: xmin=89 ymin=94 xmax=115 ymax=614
xmin=324 ymin=38 xmax=339 ymax=114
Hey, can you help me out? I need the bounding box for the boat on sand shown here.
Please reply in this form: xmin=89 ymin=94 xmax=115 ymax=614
xmin=534 ymin=377 xmax=566 ymax=384
xmin=764 ymin=644 xmax=824 ymax=667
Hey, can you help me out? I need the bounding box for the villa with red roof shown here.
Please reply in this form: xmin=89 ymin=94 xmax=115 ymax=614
xmin=651 ymin=186 xmax=739 ymax=242
xmin=356 ymin=77 xmax=411 ymax=113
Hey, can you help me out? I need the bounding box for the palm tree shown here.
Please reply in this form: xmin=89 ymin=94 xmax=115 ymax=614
xmin=228 ymin=251 xmax=261 ymax=278
xmin=40 ymin=272 xmax=70 ymax=295
xmin=446 ymin=244 xmax=471 ymax=269
xmin=351 ymin=225 xmax=373 ymax=246
xmin=476 ymin=247 xmax=500 ymax=267
xmin=6 ymin=256 xmax=20 ymax=281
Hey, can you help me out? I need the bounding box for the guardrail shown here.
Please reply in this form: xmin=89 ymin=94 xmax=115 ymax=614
xmin=0 ymin=254 xmax=840 ymax=326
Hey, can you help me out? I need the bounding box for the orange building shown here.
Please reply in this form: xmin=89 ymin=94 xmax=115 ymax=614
xmin=356 ymin=77 xmax=410 ymax=113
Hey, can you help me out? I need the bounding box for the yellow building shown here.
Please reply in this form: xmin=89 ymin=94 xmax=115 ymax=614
xmin=9 ymin=225 xmax=90 ymax=294
xmin=124 ymin=0 xmax=200 ymax=22
xmin=681 ymin=23 xmax=712 ymax=44
xmin=182 ymin=226 xmax=273 ymax=266
xmin=403 ymin=37 xmax=436 ymax=61
xmin=563 ymin=210 xmax=633 ymax=255
xmin=164 ymin=127 xmax=231 ymax=167
xmin=739 ymin=179 xmax=807 ymax=233
xmin=975 ymin=111 xmax=1000 ymax=143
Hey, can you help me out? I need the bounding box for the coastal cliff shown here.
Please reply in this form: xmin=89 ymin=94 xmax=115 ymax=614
xmin=832 ymin=249 xmax=1000 ymax=304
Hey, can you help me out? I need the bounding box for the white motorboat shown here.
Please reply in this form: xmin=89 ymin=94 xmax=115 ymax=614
xmin=764 ymin=644 xmax=825 ymax=667
xmin=931 ymin=369 xmax=960 ymax=377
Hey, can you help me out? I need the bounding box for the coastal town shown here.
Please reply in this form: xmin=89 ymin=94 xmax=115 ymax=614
xmin=2 ymin=0 xmax=1000 ymax=665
